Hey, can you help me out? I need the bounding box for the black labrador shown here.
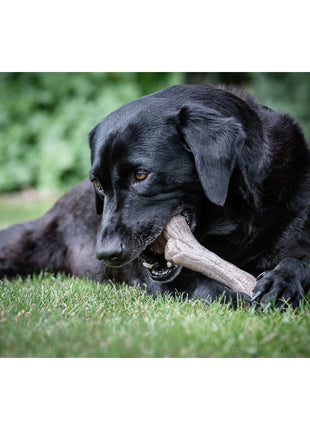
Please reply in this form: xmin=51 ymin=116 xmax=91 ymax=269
xmin=1 ymin=84 xmax=310 ymax=308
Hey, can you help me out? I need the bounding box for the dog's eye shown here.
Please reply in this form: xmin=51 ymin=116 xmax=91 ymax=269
xmin=93 ymin=179 xmax=103 ymax=192
xmin=135 ymin=170 xmax=148 ymax=181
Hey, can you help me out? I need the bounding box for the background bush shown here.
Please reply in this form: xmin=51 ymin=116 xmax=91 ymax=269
xmin=0 ymin=72 xmax=309 ymax=192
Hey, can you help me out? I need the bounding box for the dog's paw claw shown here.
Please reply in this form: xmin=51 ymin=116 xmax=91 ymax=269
xmin=251 ymin=291 xmax=262 ymax=302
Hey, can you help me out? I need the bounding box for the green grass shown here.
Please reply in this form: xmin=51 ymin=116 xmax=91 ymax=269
xmin=1 ymin=195 xmax=310 ymax=357
xmin=1 ymin=273 xmax=310 ymax=357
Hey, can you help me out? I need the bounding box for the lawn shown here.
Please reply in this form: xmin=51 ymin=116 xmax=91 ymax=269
xmin=1 ymin=193 xmax=310 ymax=357
xmin=0 ymin=190 xmax=59 ymax=229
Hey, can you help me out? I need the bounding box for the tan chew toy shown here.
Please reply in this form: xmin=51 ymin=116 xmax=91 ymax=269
xmin=163 ymin=215 xmax=256 ymax=297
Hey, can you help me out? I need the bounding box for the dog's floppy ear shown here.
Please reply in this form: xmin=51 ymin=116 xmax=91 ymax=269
xmin=89 ymin=126 xmax=103 ymax=215
xmin=178 ymin=104 xmax=246 ymax=206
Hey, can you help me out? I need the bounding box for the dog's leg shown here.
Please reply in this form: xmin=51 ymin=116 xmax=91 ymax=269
xmin=190 ymin=278 xmax=252 ymax=308
xmin=0 ymin=180 xmax=103 ymax=281
xmin=0 ymin=216 xmax=61 ymax=278
xmin=154 ymin=270 xmax=252 ymax=308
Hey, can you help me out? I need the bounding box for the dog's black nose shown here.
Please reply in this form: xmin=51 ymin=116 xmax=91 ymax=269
xmin=96 ymin=240 xmax=124 ymax=266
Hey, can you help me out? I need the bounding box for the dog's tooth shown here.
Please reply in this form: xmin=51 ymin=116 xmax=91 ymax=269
xmin=167 ymin=262 xmax=172 ymax=268
xmin=143 ymin=262 xmax=154 ymax=269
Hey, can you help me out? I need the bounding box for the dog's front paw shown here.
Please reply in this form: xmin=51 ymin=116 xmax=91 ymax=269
xmin=251 ymin=259 xmax=309 ymax=310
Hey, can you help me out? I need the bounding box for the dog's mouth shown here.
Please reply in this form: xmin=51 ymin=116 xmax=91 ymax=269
xmin=139 ymin=232 xmax=182 ymax=283
xmin=139 ymin=210 xmax=195 ymax=283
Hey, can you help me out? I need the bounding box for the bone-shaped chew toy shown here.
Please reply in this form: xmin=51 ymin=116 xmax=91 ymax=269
xmin=163 ymin=215 xmax=256 ymax=297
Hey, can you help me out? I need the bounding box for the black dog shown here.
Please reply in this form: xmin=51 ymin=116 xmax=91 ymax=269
xmin=1 ymin=84 xmax=310 ymax=308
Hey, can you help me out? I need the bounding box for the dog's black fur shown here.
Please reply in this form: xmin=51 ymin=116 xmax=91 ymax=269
xmin=1 ymin=84 xmax=310 ymax=308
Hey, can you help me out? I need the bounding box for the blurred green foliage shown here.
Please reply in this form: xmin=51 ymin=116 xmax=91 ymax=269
xmin=0 ymin=72 xmax=184 ymax=192
xmin=0 ymin=72 xmax=309 ymax=192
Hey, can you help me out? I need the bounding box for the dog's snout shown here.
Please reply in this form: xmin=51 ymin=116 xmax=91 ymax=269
xmin=96 ymin=239 xmax=124 ymax=266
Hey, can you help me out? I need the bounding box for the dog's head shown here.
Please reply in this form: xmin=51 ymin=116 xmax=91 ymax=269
xmin=89 ymin=87 xmax=247 ymax=283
